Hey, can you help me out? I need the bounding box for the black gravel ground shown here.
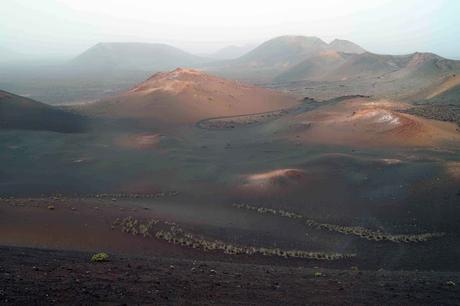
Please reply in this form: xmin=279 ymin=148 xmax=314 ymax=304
xmin=1 ymin=246 xmax=459 ymax=305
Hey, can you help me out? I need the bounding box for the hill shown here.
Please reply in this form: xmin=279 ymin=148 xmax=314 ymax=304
xmin=70 ymin=42 xmax=209 ymax=72
xmin=274 ymin=52 xmax=460 ymax=100
xmin=204 ymin=36 xmax=329 ymax=82
xmin=274 ymin=51 xmax=351 ymax=82
xmin=418 ymin=74 xmax=460 ymax=103
xmin=278 ymin=52 xmax=460 ymax=82
xmin=83 ymin=68 xmax=300 ymax=127
xmin=237 ymin=36 xmax=328 ymax=66
xmin=272 ymin=97 xmax=460 ymax=148
xmin=426 ymin=83 xmax=460 ymax=105
xmin=0 ymin=90 xmax=88 ymax=132
xmin=403 ymin=74 xmax=460 ymax=126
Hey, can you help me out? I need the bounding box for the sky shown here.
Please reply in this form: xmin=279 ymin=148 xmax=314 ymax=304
xmin=1 ymin=0 xmax=460 ymax=59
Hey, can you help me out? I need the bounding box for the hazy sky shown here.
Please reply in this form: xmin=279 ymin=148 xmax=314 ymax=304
xmin=1 ymin=0 xmax=459 ymax=59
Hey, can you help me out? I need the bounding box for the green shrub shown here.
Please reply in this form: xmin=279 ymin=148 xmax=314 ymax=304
xmin=91 ymin=252 xmax=109 ymax=262
xmin=314 ymin=272 xmax=323 ymax=277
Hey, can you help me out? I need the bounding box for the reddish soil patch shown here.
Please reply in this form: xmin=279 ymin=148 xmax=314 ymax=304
xmin=281 ymin=98 xmax=460 ymax=147
xmin=85 ymin=68 xmax=300 ymax=127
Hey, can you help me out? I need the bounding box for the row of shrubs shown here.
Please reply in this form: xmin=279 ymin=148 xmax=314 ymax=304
xmin=232 ymin=203 xmax=445 ymax=243
xmin=89 ymin=191 xmax=179 ymax=199
xmin=113 ymin=216 xmax=175 ymax=237
xmin=112 ymin=216 xmax=355 ymax=260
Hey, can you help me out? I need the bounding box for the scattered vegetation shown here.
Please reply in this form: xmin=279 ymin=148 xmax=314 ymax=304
xmin=233 ymin=203 xmax=445 ymax=243
xmin=112 ymin=216 xmax=355 ymax=261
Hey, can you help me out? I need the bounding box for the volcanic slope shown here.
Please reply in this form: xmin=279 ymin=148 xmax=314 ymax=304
xmin=204 ymin=36 xmax=367 ymax=83
xmin=270 ymin=52 xmax=460 ymax=101
xmin=84 ymin=68 xmax=300 ymax=128
xmin=204 ymin=36 xmax=327 ymax=82
xmin=0 ymin=90 xmax=87 ymax=133
xmin=276 ymin=52 xmax=460 ymax=83
xmin=402 ymin=75 xmax=460 ymax=126
xmin=414 ymin=74 xmax=460 ymax=105
xmin=271 ymin=97 xmax=460 ymax=148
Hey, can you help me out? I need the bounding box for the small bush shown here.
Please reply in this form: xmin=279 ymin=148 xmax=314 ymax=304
xmin=91 ymin=252 xmax=109 ymax=263
xmin=314 ymin=272 xmax=323 ymax=277
xmin=447 ymin=281 xmax=456 ymax=287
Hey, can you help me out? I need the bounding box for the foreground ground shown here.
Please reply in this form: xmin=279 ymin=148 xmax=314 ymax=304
xmin=1 ymin=246 xmax=459 ymax=305
xmin=1 ymin=95 xmax=460 ymax=304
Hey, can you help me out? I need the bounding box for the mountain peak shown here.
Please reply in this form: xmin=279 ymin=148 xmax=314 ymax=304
xmin=329 ymin=39 xmax=366 ymax=54
xmin=266 ymin=35 xmax=328 ymax=49
xmin=130 ymin=68 xmax=209 ymax=94
xmin=272 ymin=35 xmax=325 ymax=42
xmin=171 ymin=67 xmax=203 ymax=75
xmin=411 ymin=52 xmax=443 ymax=60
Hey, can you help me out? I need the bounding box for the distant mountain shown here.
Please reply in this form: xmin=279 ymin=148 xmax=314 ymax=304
xmin=328 ymin=39 xmax=366 ymax=54
xmin=237 ymin=36 xmax=328 ymax=65
xmin=0 ymin=90 xmax=88 ymax=132
xmin=83 ymin=68 xmax=299 ymax=127
xmin=69 ymin=42 xmax=210 ymax=72
xmin=206 ymin=44 xmax=257 ymax=60
xmin=272 ymin=51 xmax=460 ymax=101
xmin=204 ymin=35 xmax=366 ymax=83
xmin=275 ymin=51 xmax=460 ymax=83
